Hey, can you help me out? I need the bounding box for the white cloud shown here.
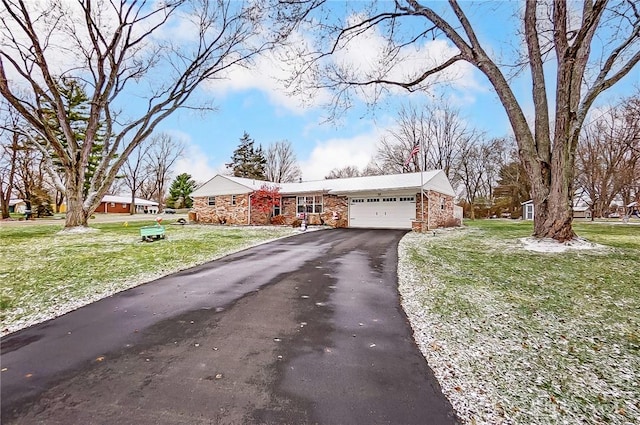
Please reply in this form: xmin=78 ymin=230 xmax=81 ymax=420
xmin=298 ymin=127 xmax=387 ymax=181
xmin=202 ymin=28 xmax=332 ymax=113
xmin=331 ymin=16 xmax=485 ymax=102
xmin=169 ymin=132 xmax=221 ymax=184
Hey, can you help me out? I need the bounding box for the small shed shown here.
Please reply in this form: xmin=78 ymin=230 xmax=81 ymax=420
xmin=521 ymin=200 xmax=534 ymax=220
xmin=522 ymin=200 xmax=592 ymax=220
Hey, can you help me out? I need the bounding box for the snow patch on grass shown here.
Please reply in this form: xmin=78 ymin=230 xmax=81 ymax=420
xmin=56 ymin=226 xmax=99 ymax=235
xmin=1 ymin=225 xmax=300 ymax=335
xmin=520 ymin=237 xmax=606 ymax=253
xmin=398 ymin=228 xmax=640 ymax=425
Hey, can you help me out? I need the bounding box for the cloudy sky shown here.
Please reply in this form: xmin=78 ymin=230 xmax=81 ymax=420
xmin=161 ymin=2 xmax=515 ymax=183
xmin=10 ymin=1 xmax=631 ymax=185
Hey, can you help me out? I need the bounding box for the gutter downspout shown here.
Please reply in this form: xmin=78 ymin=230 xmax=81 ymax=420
xmin=427 ymin=190 xmax=431 ymax=230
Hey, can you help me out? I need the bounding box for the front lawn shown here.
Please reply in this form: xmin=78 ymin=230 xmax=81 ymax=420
xmin=0 ymin=221 xmax=296 ymax=334
xmin=399 ymin=220 xmax=640 ymax=425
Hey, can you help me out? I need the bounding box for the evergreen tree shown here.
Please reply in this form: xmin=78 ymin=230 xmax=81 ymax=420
xmin=226 ymin=132 xmax=266 ymax=179
xmin=167 ymin=173 xmax=196 ymax=208
xmin=41 ymin=78 xmax=107 ymax=198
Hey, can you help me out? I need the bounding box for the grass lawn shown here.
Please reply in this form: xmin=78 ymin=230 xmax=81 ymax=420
xmin=0 ymin=221 xmax=297 ymax=334
xmin=399 ymin=220 xmax=640 ymax=425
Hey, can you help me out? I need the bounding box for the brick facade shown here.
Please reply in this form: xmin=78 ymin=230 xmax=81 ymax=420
xmin=414 ymin=190 xmax=457 ymax=231
xmin=277 ymin=194 xmax=348 ymax=227
xmin=192 ymin=191 xmax=455 ymax=230
xmin=97 ymin=201 xmax=130 ymax=214
xmin=192 ymin=194 xmax=250 ymax=224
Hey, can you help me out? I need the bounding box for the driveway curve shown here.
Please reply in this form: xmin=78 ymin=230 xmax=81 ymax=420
xmin=2 ymin=229 xmax=458 ymax=425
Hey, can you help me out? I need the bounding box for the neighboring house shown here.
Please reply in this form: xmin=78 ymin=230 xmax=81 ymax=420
xmin=8 ymin=199 xmax=26 ymax=214
xmin=573 ymin=206 xmax=592 ymax=220
xmin=190 ymin=170 xmax=457 ymax=230
xmin=97 ymin=195 xmax=159 ymax=214
xmin=521 ymin=200 xmax=592 ymax=220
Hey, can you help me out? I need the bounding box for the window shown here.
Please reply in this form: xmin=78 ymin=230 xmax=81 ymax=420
xmin=208 ymin=196 xmax=216 ymax=206
xmin=367 ymin=198 xmax=380 ymax=203
xmin=382 ymin=197 xmax=397 ymax=202
xmin=351 ymin=198 xmax=364 ymax=204
xmin=122 ymin=203 xmax=127 ymax=208
xmin=110 ymin=202 xmax=115 ymax=207
xmin=231 ymin=195 xmax=236 ymax=206
xmin=297 ymin=195 xmax=322 ymax=213
xmin=440 ymin=197 xmax=446 ymax=210
xmin=273 ymin=203 xmax=281 ymax=216
xmin=399 ymin=196 xmax=415 ymax=202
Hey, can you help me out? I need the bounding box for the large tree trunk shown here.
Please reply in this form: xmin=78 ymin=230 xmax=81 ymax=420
xmin=64 ymin=175 xmax=91 ymax=228
xmin=65 ymin=196 xmax=90 ymax=227
xmin=525 ymin=127 xmax=577 ymax=241
xmin=531 ymin=177 xmax=576 ymax=241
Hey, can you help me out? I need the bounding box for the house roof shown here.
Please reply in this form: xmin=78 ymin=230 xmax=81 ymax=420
xmin=573 ymin=206 xmax=590 ymax=212
xmin=191 ymin=170 xmax=455 ymax=198
xmin=9 ymin=198 xmax=25 ymax=206
xmin=102 ymin=195 xmax=159 ymax=206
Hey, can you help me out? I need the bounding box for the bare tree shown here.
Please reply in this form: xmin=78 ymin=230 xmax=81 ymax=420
xmin=145 ymin=133 xmax=184 ymax=211
xmin=325 ymin=165 xmax=361 ymax=179
xmin=0 ymin=0 xmax=276 ymax=228
xmin=378 ymin=104 xmax=431 ymax=174
xmin=11 ymin=139 xmax=53 ymax=217
xmin=456 ymin=138 xmax=508 ymax=219
xmin=120 ymin=141 xmax=153 ymax=215
xmin=277 ymin=0 xmax=640 ymax=241
xmin=576 ymin=96 xmax=640 ymax=217
xmin=0 ymin=134 xmax=17 ymax=219
xmin=265 ymin=140 xmax=301 ymax=183
xmin=375 ymin=102 xmax=480 ymax=187
xmin=0 ymin=102 xmax=21 ymax=218
xmin=494 ymin=144 xmax=532 ymax=219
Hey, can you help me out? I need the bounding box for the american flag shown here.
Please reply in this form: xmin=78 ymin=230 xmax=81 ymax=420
xmin=404 ymin=143 xmax=420 ymax=166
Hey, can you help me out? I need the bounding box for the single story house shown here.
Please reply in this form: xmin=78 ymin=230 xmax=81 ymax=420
xmin=521 ymin=200 xmax=592 ymax=220
xmin=190 ymin=170 xmax=458 ymax=230
xmin=98 ymin=195 xmax=159 ymax=214
xmin=8 ymin=199 xmax=26 ymax=214
xmin=573 ymin=205 xmax=592 ymax=219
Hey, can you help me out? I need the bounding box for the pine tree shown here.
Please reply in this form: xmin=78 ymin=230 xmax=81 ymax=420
xmin=167 ymin=173 xmax=196 ymax=208
xmin=41 ymin=78 xmax=107 ymax=198
xmin=226 ymin=132 xmax=266 ymax=179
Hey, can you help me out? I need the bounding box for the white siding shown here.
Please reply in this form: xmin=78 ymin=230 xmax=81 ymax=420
xmin=191 ymin=175 xmax=254 ymax=197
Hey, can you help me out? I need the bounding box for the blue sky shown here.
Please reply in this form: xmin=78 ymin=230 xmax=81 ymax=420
xmin=155 ymin=1 xmax=638 ymax=183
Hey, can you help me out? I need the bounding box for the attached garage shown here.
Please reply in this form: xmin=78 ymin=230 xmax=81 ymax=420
xmin=348 ymin=195 xmax=416 ymax=229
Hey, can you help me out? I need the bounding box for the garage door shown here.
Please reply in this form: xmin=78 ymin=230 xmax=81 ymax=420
xmin=349 ymin=196 xmax=416 ymax=229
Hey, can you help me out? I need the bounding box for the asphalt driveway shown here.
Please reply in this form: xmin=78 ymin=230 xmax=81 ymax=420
xmin=1 ymin=229 xmax=458 ymax=424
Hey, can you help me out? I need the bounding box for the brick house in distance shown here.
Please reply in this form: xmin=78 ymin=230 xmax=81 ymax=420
xmin=97 ymin=195 xmax=159 ymax=214
xmin=190 ymin=170 xmax=459 ymax=231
